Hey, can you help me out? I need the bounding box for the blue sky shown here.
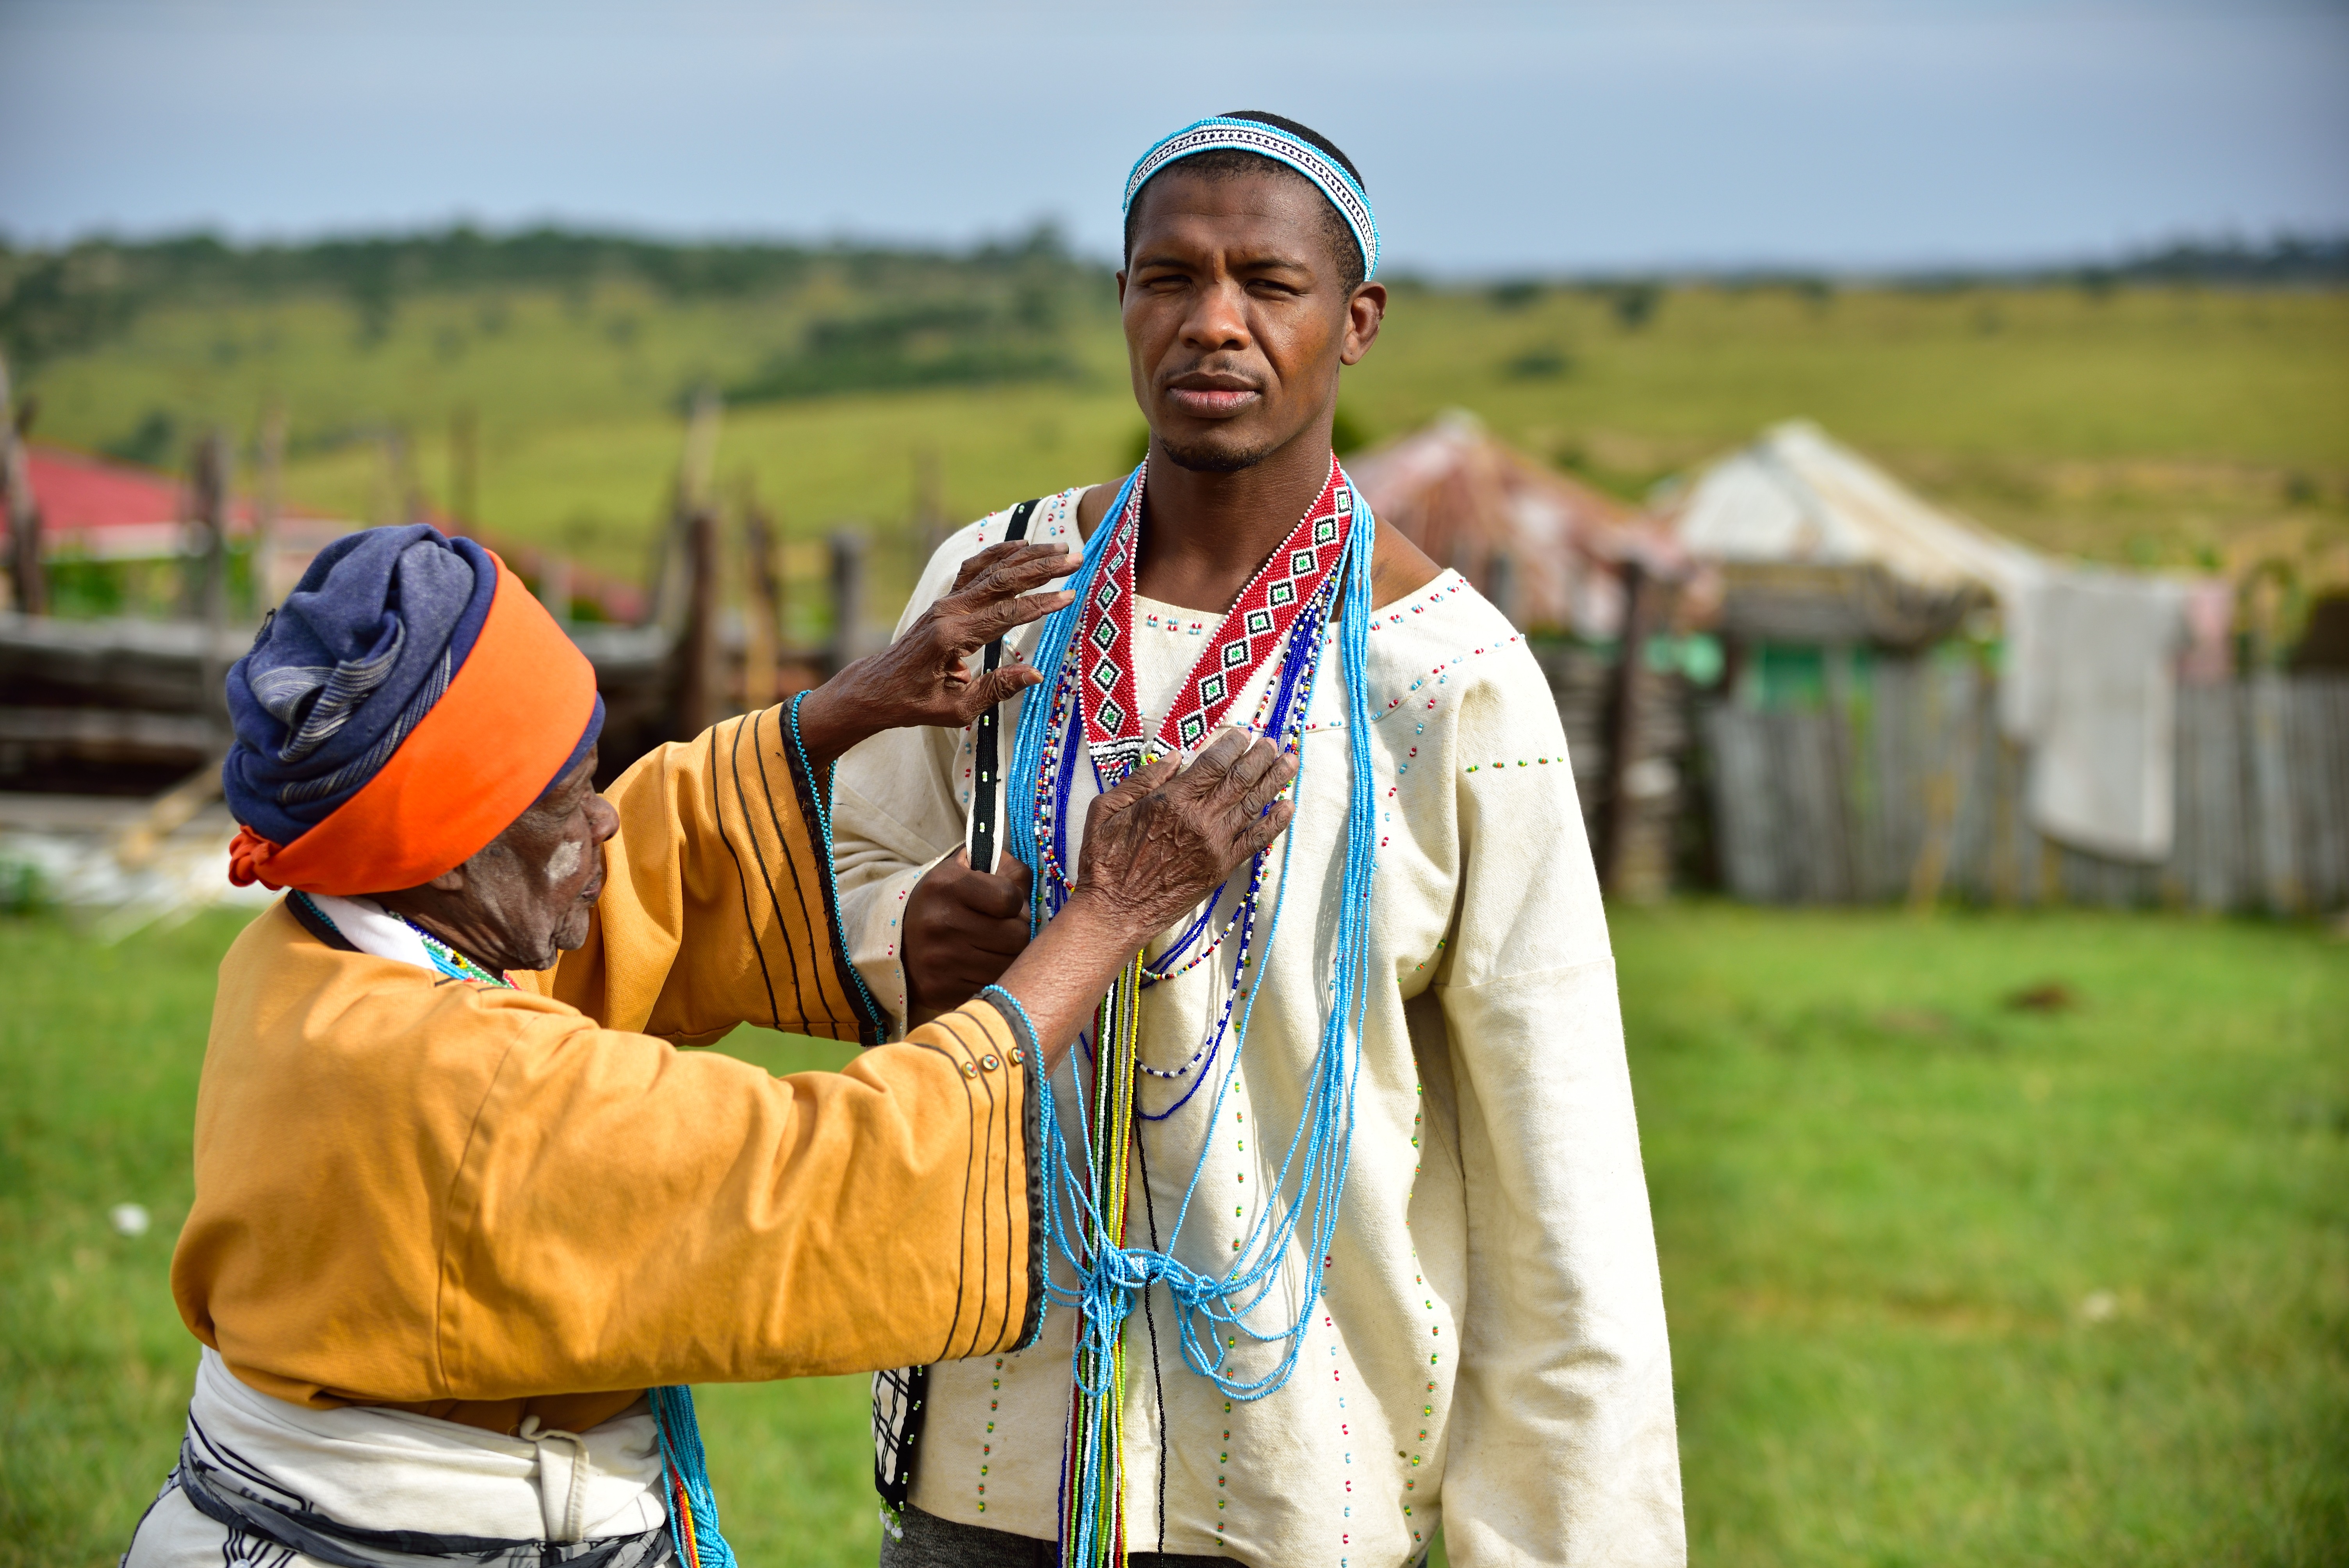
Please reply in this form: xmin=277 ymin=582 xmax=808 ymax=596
xmin=2 ymin=0 xmax=2344 ymax=273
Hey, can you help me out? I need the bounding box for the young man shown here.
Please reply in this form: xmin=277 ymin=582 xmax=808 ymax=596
xmin=835 ymin=114 xmax=1683 ymax=1566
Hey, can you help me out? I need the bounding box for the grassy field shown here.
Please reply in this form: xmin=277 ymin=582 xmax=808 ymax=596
xmin=20 ymin=278 xmax=2349 ymax=603
xmin=2 ymin=902 xmax=2341 ymax=1566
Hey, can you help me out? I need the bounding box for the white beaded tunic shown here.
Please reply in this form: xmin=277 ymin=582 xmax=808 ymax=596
xmin=833 ymin=490 xmax=1685 ymax=1568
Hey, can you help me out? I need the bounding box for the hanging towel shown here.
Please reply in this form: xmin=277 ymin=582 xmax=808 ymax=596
xmin=2005 ymin=568 xmax=2187 ymax=863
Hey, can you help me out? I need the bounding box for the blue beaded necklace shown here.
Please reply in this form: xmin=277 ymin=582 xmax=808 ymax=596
xmin=1002 ymin=460 xmax=1379 ymax=1567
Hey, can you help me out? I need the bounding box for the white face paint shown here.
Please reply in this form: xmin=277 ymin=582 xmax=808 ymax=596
xmin=543 ymin=837 xmax=584 ymax=889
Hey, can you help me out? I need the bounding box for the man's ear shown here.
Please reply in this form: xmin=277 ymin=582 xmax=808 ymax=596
xmin=425 ymin=863 xmax=468 ymax=893
xmin=1340 ymin=283 xmax=1387 ymax=367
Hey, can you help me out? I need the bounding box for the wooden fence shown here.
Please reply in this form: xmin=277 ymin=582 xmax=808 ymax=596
xmin=1702 ymin=657 xmax=2349 ymax=914
xmin=1534 ymin=642 xmax=1692 ymax=903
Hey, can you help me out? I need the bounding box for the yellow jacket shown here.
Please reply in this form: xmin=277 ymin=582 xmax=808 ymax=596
xmin=172 ymin=708 xmax=1040 ymax=1436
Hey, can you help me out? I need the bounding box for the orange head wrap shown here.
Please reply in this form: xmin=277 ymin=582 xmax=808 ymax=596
xmin=223 ymin=536 xmax=598 ymax=897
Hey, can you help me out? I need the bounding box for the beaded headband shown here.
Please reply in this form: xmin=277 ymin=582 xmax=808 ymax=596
xmin=1123 ymin=115 xmax=1379 ymax=281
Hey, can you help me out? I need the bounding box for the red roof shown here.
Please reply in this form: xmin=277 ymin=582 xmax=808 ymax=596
xmin=21 ymin=442 xmax=643 ymax=621
xmin=29 ymin=444 xmax=229 ymax=534
xmin=22 ymin=444 xmax=351 ymax=553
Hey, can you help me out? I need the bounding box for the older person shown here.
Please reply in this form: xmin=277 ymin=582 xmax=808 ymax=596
xmin=124 ymin=523 xmax=1296 ymax=1568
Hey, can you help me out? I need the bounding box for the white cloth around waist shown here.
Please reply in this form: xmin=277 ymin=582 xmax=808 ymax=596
xmin=125 ymin=1349 xmax=667 ymax=1564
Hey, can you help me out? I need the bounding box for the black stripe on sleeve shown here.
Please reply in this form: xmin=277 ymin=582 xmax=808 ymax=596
xmin=740 ymin=707 xmax=818 ymax=1030
xmin=900 ymin=1033 xmax=980 ymax=1364
xmin=711 ymin=719 xmax=785 ymax=1030
xmin=931 ymin=1011 xmax=999 ymax=1361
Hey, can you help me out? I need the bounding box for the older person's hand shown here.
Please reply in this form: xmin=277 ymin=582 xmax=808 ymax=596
xmin=790 ymin=540 xmax=1079 ymax=770
xmin=983 ymin=729 xmax=1298 ymax=1070
xmin=1066 ymin=729 xmax=1297 ymax=953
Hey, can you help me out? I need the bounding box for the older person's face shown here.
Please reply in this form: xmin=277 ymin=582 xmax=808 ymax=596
xmin=376 ymin=749 xmax=618 ymax=974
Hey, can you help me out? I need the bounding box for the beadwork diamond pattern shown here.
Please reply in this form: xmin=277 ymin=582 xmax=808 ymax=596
xmin=1069 ymin=455 xmax=1353 ymax=777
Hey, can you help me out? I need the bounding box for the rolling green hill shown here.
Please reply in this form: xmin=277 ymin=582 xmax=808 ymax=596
xmin=9 ymin=232 xmax=2346 ymax=607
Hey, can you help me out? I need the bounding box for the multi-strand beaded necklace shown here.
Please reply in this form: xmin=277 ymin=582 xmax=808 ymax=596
xmin=1033 ymin=560 xmax=1334 ymax=1120
xmin=1002 ymin=456 xmax=1380 ymax=1568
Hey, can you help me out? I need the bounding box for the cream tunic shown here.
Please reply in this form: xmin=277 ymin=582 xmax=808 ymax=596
xmin=835 ymin=492 xmax=1684 ymax=1568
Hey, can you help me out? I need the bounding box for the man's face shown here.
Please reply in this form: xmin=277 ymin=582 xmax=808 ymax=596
xmin=447 ymin=749 xmax=617 ymax=971
xmin=1118 ymin=167 xmax=1383 ymax=473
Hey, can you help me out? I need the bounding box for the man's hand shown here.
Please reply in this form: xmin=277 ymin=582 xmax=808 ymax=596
xmin=791 ymin=540 xmax=1079 ymax=770
xmin=904 ymin=851 xmax=1034 ymax=1027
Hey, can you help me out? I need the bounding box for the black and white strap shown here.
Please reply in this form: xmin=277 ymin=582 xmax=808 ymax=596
xmin=965 ymin=498 xmax=1039 ymax=878
xmin=873 ymin=499 xmax=1043 ymax=1519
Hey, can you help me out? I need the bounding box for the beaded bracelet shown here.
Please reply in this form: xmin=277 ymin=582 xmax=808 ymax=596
xmin=978 ymin=983 xmax=1043 ymax=1059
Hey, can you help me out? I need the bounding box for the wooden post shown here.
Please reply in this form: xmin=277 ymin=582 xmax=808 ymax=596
xmin=1593 ymin=563 xmax=1650 ymax=895
xmin=1990 ymin=731 xmax=2022 ymax=907
xmin=645 ymin=388 xmax=724 ymax=631
xmin=187 ymin=431 xmax=233 ymax=748
xmin=2249 ymin=670 xmax=2301 ymax=913
xmin=673 ymin=506 xmax=722 ymax=738
xmin=0 ymin=352 xmax=46 ymax=616
xmin=741 ymin=485 xmax=783 ymax=709
xmin=185 ymin=433 xmax=231 ymax=627
xmin=253 ymin=405 xmax=285 ymax=610
xmin=681 ymin=387 xmax=722 ymax=511
xmin=827 ymin=529 xmax=868 ymax=678
xmin=1906 ymin=654 xmax=1975 ymax=911
xmin=1822 ymin=642 xmax=1864 ymax=901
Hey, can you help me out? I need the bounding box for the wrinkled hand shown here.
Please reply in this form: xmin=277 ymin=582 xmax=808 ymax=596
xmin=791 ymin=540 xmax=1078 ymax=769
xmin=959 ymin=729 xmax=1298 ymax=1069
xmin=1069 ymin=728 xmax=1299 ymax=952
xmin=904 ymin=851 xmax=1033 ymax=1026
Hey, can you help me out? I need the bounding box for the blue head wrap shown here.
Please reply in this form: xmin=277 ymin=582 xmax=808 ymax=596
xmin=1123 ymin=112 xmax=1378 ymax=281
xmin=222 ymin=524 xmax=601 ymax=848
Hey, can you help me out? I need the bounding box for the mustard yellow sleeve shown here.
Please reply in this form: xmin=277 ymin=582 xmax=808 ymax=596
xmin=424 ymin=992 xmax=1043 ymax=1398
xmin=183 ymin=975 xmax=1046 ymax=1413
xmin=536 ymin=706 xmax=885 ymax=1046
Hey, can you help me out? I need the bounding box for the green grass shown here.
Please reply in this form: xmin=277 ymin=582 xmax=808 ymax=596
xmin=2 ymin=904 xmax=2343 ymax=1565
xmin=20 ymin=281 xmax=2349 ymax=598
xmin=1620 ymin=903 xmax=2349 ymax=1565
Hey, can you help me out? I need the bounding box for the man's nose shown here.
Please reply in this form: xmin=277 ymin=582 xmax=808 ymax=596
xmin=1180 ymin=278 xmax=1251 ymax=352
